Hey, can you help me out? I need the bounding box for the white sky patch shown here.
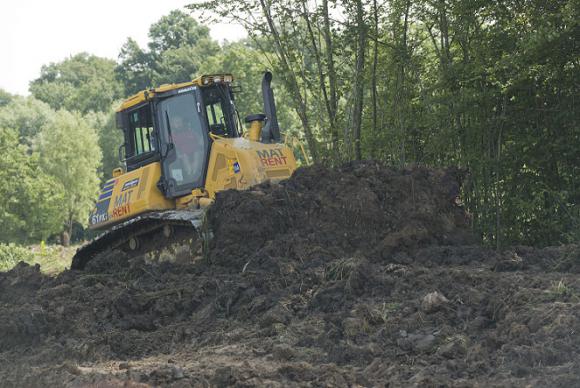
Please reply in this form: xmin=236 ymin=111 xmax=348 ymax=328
xmin=0 ymin=0 xmax=246 ymax=96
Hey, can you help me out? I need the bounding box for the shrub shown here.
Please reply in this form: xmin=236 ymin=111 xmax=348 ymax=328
xmin=0 ymin=243 xmax=34 ymax=271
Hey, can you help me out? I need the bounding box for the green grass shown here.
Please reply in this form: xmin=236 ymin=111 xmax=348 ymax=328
xmin=549 ymin=279 xmax=571 ymax=297
xmin=0 ymin=243 xmax=76 ymax=274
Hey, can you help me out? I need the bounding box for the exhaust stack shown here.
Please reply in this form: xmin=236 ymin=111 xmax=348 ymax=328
xmin=261 ymin=71 xmax=281 ymax=143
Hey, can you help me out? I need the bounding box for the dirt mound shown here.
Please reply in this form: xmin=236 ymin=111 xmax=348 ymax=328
xmin=1 ymin=162 xmax=579 ymax=387
xmin=208 ymin=162 xmax=473 ymax=269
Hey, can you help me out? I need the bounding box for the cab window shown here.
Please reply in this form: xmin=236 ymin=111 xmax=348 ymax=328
xmin=128 ymin=105 xmax=155 ymax=157
xmin=202 ymin=86 xmax=238 ymax=137
xmin=206 ymin=102 xmax=224 ymax=128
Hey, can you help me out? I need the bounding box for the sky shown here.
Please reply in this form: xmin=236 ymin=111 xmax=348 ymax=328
xmin=0 ymin=0 xmax=247 ymax=96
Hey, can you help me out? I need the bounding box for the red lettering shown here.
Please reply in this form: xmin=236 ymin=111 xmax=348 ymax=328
xmin=259 ymin=155 xmax=288 ymax=167
xmin=112 ymin=204 xmax=130 ymax=218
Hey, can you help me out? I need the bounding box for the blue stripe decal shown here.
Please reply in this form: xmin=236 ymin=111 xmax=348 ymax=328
xmin=99 ymin=191 xmax=113 ymax=201
xmin=103 ymin=179 xmax=117 ymax=188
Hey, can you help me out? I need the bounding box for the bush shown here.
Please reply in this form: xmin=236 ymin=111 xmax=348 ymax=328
xmin=0 ymin=243 xmax=34 ymax=271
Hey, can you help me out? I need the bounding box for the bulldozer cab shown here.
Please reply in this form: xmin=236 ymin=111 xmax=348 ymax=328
xmin=118 ymin=78 xmax=240 ymax=198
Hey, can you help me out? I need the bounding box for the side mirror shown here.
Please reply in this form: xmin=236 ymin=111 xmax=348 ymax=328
xmin=118 ymin=143 xmax=126 ymax=162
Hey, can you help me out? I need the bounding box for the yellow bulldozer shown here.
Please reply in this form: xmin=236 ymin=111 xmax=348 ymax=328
xmin=71 ymin=72 xmax=298 ymax=269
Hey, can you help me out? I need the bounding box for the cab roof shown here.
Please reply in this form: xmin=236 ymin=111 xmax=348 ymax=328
xmin=116 ymin=74 xmax=234 ymax=112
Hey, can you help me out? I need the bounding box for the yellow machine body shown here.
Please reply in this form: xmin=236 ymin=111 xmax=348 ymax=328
xmin=89 ymin=137 xmax=296 ymax=230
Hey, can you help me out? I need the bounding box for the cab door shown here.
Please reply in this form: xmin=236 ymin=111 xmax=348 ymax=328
xmin=156 ymin=89 xmax=210 ymax=198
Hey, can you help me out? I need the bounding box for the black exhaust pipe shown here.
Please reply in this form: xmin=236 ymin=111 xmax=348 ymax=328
xmin=261 ymin=71 xmax=281 ymax=143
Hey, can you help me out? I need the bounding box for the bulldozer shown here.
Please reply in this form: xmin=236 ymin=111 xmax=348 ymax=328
xmin=71 ymin=72 xmax=298 ymax=269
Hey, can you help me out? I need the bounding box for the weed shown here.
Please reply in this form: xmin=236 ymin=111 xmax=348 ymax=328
xmin=370 ymin=301 xmax=401 ymax=324
xmin=324 ymin=257 xmax=358 ymax=281
xmin=550 ymin=279 xmax=571 ymax=297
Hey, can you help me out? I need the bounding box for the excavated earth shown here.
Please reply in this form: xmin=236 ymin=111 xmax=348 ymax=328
xmin=1 ymin=161 xmax=579 ymax=387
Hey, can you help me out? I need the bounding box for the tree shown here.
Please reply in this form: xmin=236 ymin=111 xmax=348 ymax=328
xmin=189 ymin=0 xmax=324 ymax=161
xmin=0 ymin=89 xmax=12 ymax=107
xmin=0 ymin=96 xmax=55 ymax=141
xmin=347 ymin=0 xmax=368 ymax=160
xmin=116 ymin=38 xmax=155 ymax=95
xmin=148 ymin=10 xmax=211 ymax=53
xmin=198 ymin=40 xmax=299 ymax=136
xmin=38 ymin=110 xmax=102 ymax=241
xmin=86 ymin=110 xmax=124 ymax=180
xmin=153 ymin=39 xmax=219 ymax=85
xmin=30 ymin=53 xmax=124 ymax=113
xmin=116 ymin=10 xmax=217 ymax=95
xmin=0 ymin=127 xmax=66 ymax=243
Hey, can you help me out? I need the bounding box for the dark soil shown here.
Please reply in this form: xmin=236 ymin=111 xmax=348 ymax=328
xmin=1 ymin=161 xmax=579 ymax=387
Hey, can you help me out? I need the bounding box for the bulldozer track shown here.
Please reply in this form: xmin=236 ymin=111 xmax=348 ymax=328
xmin=71 ymin=209 xmax=207 ymax=270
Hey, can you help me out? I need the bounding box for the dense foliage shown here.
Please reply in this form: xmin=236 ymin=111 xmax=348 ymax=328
xmin=189 ymin=0 xmax=579 ymax=247
xmin=30 ymin=53 xmax=124 ymax=114
xmin=0 ymin=127 xmax=66 ymax=242
xmin=38 ymin=110 xmax=102 ymax=238
xmin=0 ymin=4 xmax=577 ymax=247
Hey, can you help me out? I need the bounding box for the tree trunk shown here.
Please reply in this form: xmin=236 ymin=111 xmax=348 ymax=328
xmin=372 ymin=0 xmax=379 ymax=134
xmin=322 ymin=0 xmax=339 ymax=156
xmin=61 ymin=231 xmax=70 ymax=247
xmin=351 ymin=0 xmax=367 ymax=161
xmin=63 ymin=214 xmax=73 ymax=247
xmin=258 ymin=0 xmax=319 ymax=161
xmin=394 ymin=0 xmax=410 ymax=165
xmin=303 ymin=4 xmax=336 ymax=153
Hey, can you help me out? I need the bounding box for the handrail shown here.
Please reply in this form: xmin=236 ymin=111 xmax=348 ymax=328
xmin=283 ymin=133 xmax=312 ymax=165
